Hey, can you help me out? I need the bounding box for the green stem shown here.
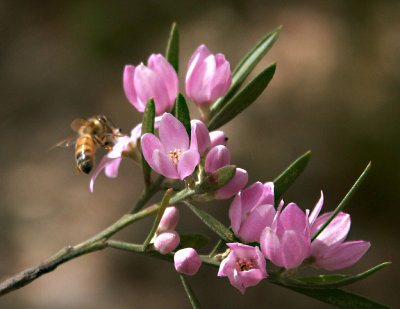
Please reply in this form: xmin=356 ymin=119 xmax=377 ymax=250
xmin=180 ymin=274 xmax=202 ymax=309
xmin=311 ymin=162 xmax=371 ymax=242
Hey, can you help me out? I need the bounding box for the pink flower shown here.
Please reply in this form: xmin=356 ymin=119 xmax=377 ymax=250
xmin=123 ymin=54 xmax=178 ymax=115
xmin=204 ymin=145 xmax=248 ymax=199
xmin=174 ymin=248 xmax=202 ymax=275
xmin=260 ymin=203 xmax=311 ymax=270
xmin=229 ymin=182 xmax=277 ymax=242
xmin=185 ymin=45 xmax=232 ymax=105
xmin=141 ymin=113 xmax=200 ymax=180
xmin=308 ymin=192 xmax=371 ymax=270
xmin=153 ymin=231 xmax=180 ymax=254
xmin=90 ymin=117 xmax=162 ymax=192
xmin=218 ymin=243 xmax=268 ymax=294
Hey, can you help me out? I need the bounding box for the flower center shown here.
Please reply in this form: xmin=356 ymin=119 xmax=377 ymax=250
xmin=236 ymin=258 xmax=255 ymax=272
xmin=168 ymin=149 xmax=182 ymax=165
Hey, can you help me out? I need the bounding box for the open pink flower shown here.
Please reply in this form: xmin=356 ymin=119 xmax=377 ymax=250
xmin=229 ymin=182 xmax=277 ymax=242
xmin=308 ymin=192 xmax=371 ymax=270
xmin=141 ymin=113 xmax=200 ymax=180
xmin=204 ymin=145 xmax=248 ymax=199
xmin=186 ymin=45 xmax=232 ymax=105
xmin=260 ymin=203 xmax=311 ymax=270
xmin=123 ymin=54 xmax=178 ymax=115
xmin=218 ymin=243 xmax=268 ymax=294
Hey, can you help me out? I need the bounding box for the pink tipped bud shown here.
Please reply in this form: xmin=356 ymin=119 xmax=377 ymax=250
xmin=216 ymin=168 xmax=248 ymax=200
xmin=154 ymin=231 xmax=180 ymax=254
xmin=157 ymin=207 xmax=180 ymax=233
xmin=204 ymin=145 xmax=231 ymax=174
xmin=210 ymin=130 xmax=227 ymax=148
xmin=174 ymin=248 xmax=202 ymax=275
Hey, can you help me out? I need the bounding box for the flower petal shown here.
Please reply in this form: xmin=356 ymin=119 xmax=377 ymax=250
xmin=177 ymin=149 xmax=200 ymax=180
xmin=141 ymin=133 xmax=164 ymax=168
xmin=148 ymin=54 xmax=178 ymax=109
xmin=308 ymin=191 xmax=324 ymax=225
xmin=190 ymin=120 xmax=211 ymax=155
xmin=238 ymin=204 xmax=275 ymax=243
xmin=315 ymin=241 xmax=371 ymax=271
xmin=229 ymin=193 xmax=243 ymax=236
xmin=134 ymin=64 xmax=170 ymax=115
xmin=311 ymin=211 xmax=351 ymax=258
xmin=123 ymin=65 xmax=141 ymax=110
xmin=153 ymin=150 xmax=179 ymax=179
xmin=281 ymin=230 xmax=310 ymax=269
xmin=241 ymin=182 xmax=265 ymax=214
xmin=159 ymin=113 xmax=189 ymax=152
xmin=210 ymin=130 xmax=227 ymax=148
xmin=89 ymin=155 xmax=116 ymax=192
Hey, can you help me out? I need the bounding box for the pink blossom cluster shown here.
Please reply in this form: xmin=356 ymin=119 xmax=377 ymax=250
xmin=89 ymin=44 xmax=371 ymax=296
xmin=218 ymin=186 xmax=370 ymax=293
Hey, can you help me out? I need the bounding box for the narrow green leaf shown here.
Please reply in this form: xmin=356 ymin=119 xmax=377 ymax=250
xmin=198 ymin=165 xmax=236 ymax=193
xmin=274 ymin=151 xmax=311 ymax=205
xmin=312 ymin=162 xmax=371 ymax=242
xmin=210 ymin=26 xmax=281 ymax=117
xmin=207 ymin=63 xmax=276 ymax=131
xmin=179 ymin=274 xmax=201 ymax=309
xmin=184 ymin=201 xmax=234 ymax=243
xmin=175 ymin=93 xmax=191 ymax=140
xmin=140 ymin=98 xmax=156 ymax=187
xmin=176 ymin=234 xmax=210 ymax=251
xmin=143 ymin=188 xmax=173 ymax=249
xmin=291 ymin=262 xmax=391 ymax=289
xmin=286 ymin=287 xmax=390 ymax=309
xmin=165 ymin=22 xmax=179 ymax=73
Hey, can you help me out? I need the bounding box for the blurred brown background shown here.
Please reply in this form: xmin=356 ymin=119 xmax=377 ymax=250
xmin=0 ymin=0 xmax=399 ymax=308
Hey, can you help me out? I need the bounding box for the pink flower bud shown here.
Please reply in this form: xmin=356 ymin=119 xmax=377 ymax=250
xmin=153 ymin=231 xmax=180 ymax=255
xmin=190 ymin=120 xmax=211 ymax=155
xmin=204 ymin=145 xmax=230 ymax=173
xmin=157 ymin=207 xmax=180 ymax=233
xmin=174 ymin=248 xmax=202 ymax=276
xmin=216 ymin=168 xmax=248 ymax=200
xmin=123 ymin=54 xmax=178 ymax=115
xmin=185 ymin=45 xmax=232 ymax=105
xmin=210 ymin=130 xmax=227 ymax=148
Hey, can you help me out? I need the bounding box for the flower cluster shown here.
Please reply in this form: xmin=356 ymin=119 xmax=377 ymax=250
xmin=88 ymin=34 xmax=373 ymax=299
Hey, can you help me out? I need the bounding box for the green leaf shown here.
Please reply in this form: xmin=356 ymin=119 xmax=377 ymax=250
xmin=184 ymin=201 xmax=234 ymax=243
xmin=311 ymin=162 xmax=371 ymax=242
xmin=291 ymin=262 xmax=391 ymax=289
xmin=175 ymin=93 xmax=191 ymax=140
xmin=176 ymin=234 xmax=210 ymax=250
xmin=273 ymin=151 xmax=311 ymax=206
xmin=179 ymin=274 xmax=201 ymax=309
xmin=198 ymin=165 xmax=236 ymax=193
xmin=165 ymin=22 xmax=179 ymax=73
xmin=285 ymin=287 xmax=390 ymax=309
xmin=210 ymin=26 xmax=281 ymax=117
xmin=140 ymin=98 xmax=156 ymax=187
xmin=207 ymin=63 xmax=276 ymax=131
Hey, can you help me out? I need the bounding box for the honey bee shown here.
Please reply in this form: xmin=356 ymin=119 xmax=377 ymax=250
xmin=53 ymin=115 xmax=122 ymax=174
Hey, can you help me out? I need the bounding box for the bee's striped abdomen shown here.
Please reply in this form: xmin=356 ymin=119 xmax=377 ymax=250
xmin=75 ymin=135 xmax=95 ymax=174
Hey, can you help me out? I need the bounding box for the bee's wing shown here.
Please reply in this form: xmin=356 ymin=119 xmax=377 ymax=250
xmin=71 ymin=118 xmax=90 ymax=132
xmin=48 ymin=135 xmax=77 ymax=151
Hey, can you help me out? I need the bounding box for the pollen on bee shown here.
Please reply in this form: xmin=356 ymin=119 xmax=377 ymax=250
xmin=168 ymin=149 xmax=182 ymax=165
